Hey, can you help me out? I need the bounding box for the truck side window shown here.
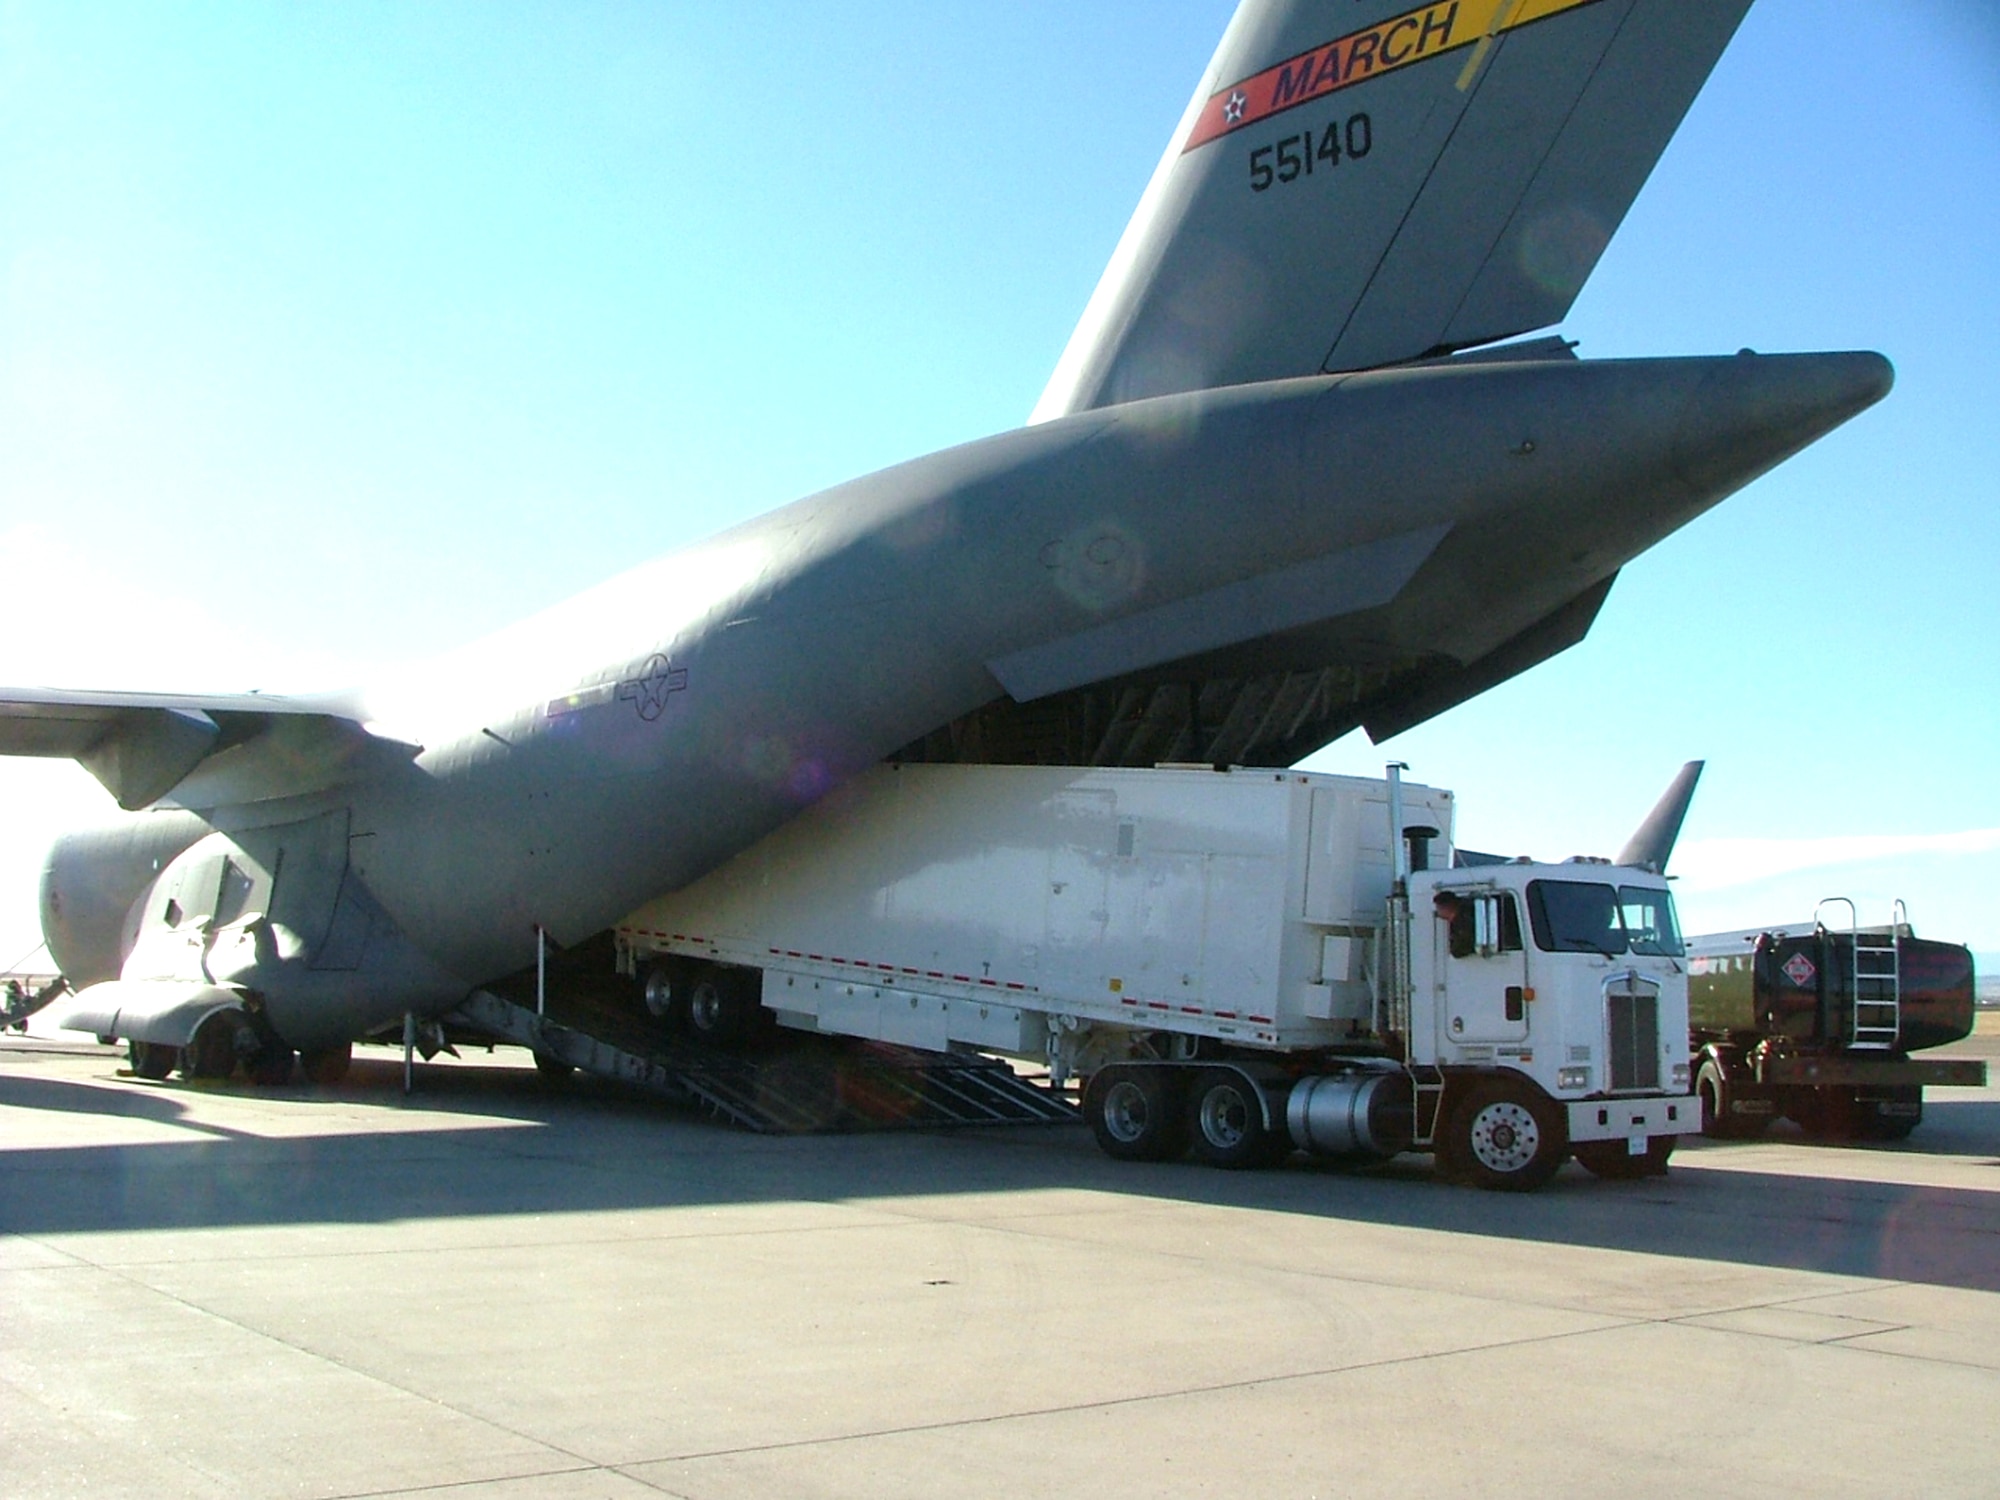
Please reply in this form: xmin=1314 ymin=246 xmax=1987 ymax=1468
xmin=1434 ymin=892 xmax=1475 ymax=957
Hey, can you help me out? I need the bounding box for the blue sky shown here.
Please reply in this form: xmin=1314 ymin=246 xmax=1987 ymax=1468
xmin=2 ymin=1 xmax=1996 ymax=971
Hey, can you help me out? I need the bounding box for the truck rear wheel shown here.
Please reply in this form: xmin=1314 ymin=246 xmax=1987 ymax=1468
xmin=1446 ymin=1078 xmax=1566 ymax=1192
xmin=640 ymin=960 xmax=687 ymax=1031
xmin=1186 ymin=1072 xmax=1287 ymax=1169
xmin=1855 ymin=1088 xmax=1922 ymax=1141
xmin=1697 ymin=1058 xmax=1766 ymax=1139
xmin=1084 ymin=1067 xmax=1187 ymax=1163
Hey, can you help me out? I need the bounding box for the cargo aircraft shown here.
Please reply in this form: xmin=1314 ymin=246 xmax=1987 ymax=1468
xmin=4 ymin=0 xmax=1890 ymax=1080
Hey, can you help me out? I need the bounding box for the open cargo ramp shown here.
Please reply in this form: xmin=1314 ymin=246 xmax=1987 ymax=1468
xmin=447 ymin=988 xmax=1076 ymax=1135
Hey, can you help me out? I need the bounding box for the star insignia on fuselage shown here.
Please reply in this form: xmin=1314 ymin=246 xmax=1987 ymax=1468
xmin=1224 ymin=90 xmax=1246 ymax=123
xmin=616 ymin=653 xmax=689 ymax=722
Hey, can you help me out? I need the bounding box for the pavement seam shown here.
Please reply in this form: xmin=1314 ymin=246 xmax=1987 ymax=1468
xmin=64 ymin=1251 xmax=621 ymax=1492
xmin=620 ymin=1318 xmax=1633 ymax=1469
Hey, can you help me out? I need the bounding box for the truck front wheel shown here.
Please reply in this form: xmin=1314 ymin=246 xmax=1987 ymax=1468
xmin=1573 ymin=1137 xmax=1675 ymax=1179
xmin=1446 ymin=1079 xmax=1566 ymax=1192
xmin=1084 ymin=1067 xmax=1187 ymax=1163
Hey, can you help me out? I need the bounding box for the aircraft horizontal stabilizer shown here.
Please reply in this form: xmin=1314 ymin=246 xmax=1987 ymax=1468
xmin=1035 ymin=0 xmax=1751 ymax=420
xmin=0 ymin=687 xmax=413 ymax=810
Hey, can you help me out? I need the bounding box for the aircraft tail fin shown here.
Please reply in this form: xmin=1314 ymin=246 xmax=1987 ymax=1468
xmin=1618 ymin=759 xmax=1704 ymax=875
xmin=1032 ymin=0 xmax=1752 ymax=422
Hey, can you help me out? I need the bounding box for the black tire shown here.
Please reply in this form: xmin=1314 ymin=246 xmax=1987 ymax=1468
xmin=684 ymin=967 xmax=760 ymax=1047
xmin=299 ymin=1044 xmax=353 ymax=1085
xmin=1854 ymin=1089 xmax=1923 ymax=1142
xmin=1084 ymin=1067 xmax=1188 ymax=1163
xmin=247 ymin=1043 xmax=295 ymax=1086
xmin=1186 ymin=1072 xmax=1288 ymax=1169
xmin=1697 ymin=1058 xmax=1767 ymax=1139
xmin=532 ymin=1050 xmax=575 ymax=1082
xmin=1784 ymin=1085 xmax=1859 ymax=1141
xmin=1447 ymin=1077 xmax=1567 ymax=1192
xmin=181 ymin=1016 xmax=240 ymax=1081
xmin=1574 ymin=1136 xmax=1676 ymax=1180
xmin=128 ymin=1040 xmax=177 ymax=1080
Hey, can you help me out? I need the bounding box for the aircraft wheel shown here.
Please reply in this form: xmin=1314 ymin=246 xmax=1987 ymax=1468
xmin=1186 ymin=1072 xmax=1286 ymax=1169
xmin=1697 ymin=1059 xmax=1766 ymax=1139
xmin=684 ymin=968 xmax=759 ymax=1047
xmin=1573 ymin=1136 xmax=1675 ymax=1180
xmin=181 ymin=1017 xmax=239 ymax=1081
xmin=128 ymin=1040 xmax=177 ymax=1080
xmin=299 ymin=1044 xmax=353 ymax=1085
xmin=532 ymin=1050 xmax=575 ymax=1082
xmin=1447 ymin=1078 xmax=1566 ymax=1192
xmin=247 ymin=1043 xmax=295 ymax=1086
xmin=1083 ymin=1066 xmax=1186 ymax=1162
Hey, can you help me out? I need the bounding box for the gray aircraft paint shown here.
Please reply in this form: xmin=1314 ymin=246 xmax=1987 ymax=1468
xmin=7 ymin=1 xmax=1894 ymax=1054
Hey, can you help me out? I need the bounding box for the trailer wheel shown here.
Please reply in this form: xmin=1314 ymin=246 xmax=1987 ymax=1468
xmin=1573 ymin=1137 xmax=1675 ymax=1180
xmin=640 ymin=961 xmax=686 ymax=1030
xmin=1697 ymin=1059 xmax=1766 ymax=1139
xmin=127 ymin=1040 xmax=177 ymax=1081
xmin=1084 ymin=1067 xmax=1187 ymax=1163
xmin=1783 ymin=1085 xmax=1858 ymax=1140
xmin=1854 ymin=1088 xmax=1922 ymax=1142
xmin=685 ymin=967 xmax=760 ymax=1047
xmin=1186 ymin=1072 xmax=1287 ymax=1169
xmin=1447 ymin=1078 xmax=1566 ymax=1192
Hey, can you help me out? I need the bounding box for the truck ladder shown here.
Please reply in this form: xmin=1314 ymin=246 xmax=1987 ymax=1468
xmin=446 ymin=988 xmax=1076 ymax=1134
xmin=1817 ymin=897 xmax=1900 ymax=1051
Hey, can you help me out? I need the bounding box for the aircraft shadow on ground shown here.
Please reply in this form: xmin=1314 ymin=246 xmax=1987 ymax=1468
xmin=4 ymin=1060 xmax=1999 ymax=1297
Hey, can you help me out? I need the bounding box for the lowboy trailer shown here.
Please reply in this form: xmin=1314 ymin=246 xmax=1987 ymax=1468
xmin=616 ymin=762 xmax=1699 ymax=1191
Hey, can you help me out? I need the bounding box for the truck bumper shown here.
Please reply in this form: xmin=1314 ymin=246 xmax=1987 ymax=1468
xmin=1567 ymin=1094 xmax=1699 ymax=1147
xmin=1758 ymin=1055 xmax=1987 ymax=1089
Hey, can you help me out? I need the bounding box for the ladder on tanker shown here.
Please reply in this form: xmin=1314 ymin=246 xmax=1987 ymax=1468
xmin=446 ymin=987 xmax=1077 ymax=1134
xmin=1817 ymin=897 xmax=1902 ymax=1051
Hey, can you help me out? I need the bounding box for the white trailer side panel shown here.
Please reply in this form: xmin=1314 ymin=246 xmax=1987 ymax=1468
xmin=619 ymin=764 xmax=1452 ymax=1052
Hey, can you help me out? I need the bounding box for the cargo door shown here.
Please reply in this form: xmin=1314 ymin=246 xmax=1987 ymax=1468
xmin=1044 ymin=788 xmax=1114 ymax=976
xmin=1433 ymin=888 xmax=1530 ymax=1045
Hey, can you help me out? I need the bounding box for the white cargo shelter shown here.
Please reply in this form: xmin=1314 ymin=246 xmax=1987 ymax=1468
xmin=619 ymin=764 xmax=1455 ymax=1055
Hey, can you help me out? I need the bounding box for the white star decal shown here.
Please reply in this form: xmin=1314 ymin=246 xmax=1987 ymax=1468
xmin=1224 ymin=90 xmax=1246 ymax=123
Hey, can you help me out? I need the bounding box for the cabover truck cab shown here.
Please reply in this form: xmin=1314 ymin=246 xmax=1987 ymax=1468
xmin=1687 ymin=903 xmax=1985 ymax=1141
xmin=615 ymin=762 xmax=1697 ymax=1191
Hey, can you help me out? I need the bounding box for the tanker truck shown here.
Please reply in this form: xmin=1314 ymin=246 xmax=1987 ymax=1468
xmin=1687 ymin=903 xmax=1985 ymax=1140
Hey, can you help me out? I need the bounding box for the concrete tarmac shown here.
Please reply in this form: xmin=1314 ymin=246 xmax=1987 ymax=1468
xmin=4 ymin=1023 xmax=1998 ymax=1499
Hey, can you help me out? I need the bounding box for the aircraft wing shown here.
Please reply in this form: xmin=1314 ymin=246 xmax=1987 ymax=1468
xmin=1034 ymin=0 xmax=1752 ymax=419
xmin=0 ymin=686 xmax=414 ymax=811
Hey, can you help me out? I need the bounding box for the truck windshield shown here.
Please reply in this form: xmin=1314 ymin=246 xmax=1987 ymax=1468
xmin=1618 ymin=885 xmax=1684 ymax=956
xmin=1526 ymin=880 xmax=1624 ymax=956
xmin=1526 ymin=879 xmax=1685 ymax=957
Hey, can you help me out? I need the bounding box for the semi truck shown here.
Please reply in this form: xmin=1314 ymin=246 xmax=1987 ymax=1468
xmin=1688 ymin=905 xmax=1985 ymax=1141
xmin=614 ymin=762 xmax=1700 ymax=1191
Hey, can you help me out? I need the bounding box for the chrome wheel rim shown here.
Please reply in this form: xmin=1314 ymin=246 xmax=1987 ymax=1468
xmin=1101 ymin=1080 xmax=1151 ymax=1144
xmin=1467 ymin=1100 xmax=1540 ymax=1174
xmin=1198 ymin=1085 xmax=1252 ymax=1149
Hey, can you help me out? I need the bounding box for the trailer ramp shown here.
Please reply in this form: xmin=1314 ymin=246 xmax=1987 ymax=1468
xmin=448 ymin=989 xmax=1075 ymax=1134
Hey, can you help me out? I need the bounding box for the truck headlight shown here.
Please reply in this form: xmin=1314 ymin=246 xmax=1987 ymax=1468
xmin=1671 ymin=1062 xmax=1690 ymax=1089
xmin=1557 ymin=1066 xmax=1590 ymax=1090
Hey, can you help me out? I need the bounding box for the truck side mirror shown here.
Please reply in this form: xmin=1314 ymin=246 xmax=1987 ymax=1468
xmin=1473 ymin=894 xmax=1502 ymax=958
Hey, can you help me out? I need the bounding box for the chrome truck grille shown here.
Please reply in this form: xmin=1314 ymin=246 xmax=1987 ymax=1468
xmin=1606 ymin=973 xmax=1661 ymax=1092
